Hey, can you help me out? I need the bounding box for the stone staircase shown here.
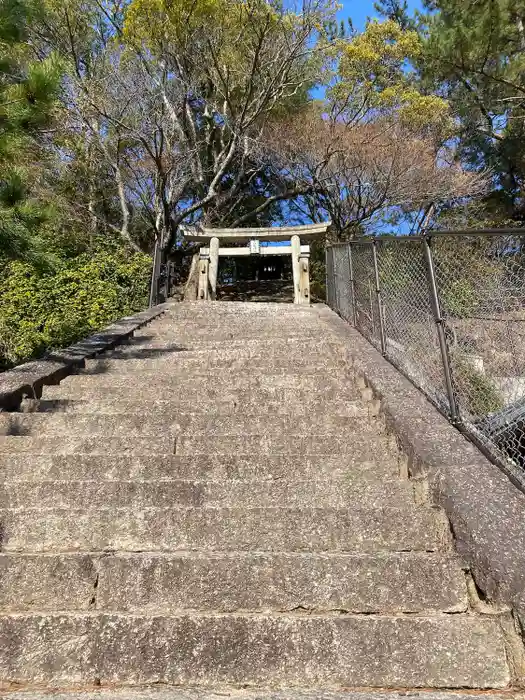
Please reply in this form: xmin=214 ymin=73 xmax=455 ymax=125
xmin=0 ymin=302 xmax=516 ymax=697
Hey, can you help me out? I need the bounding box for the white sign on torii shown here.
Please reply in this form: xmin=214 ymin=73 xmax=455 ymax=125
xmin=182 ymin=222 xmax=331 ymax=304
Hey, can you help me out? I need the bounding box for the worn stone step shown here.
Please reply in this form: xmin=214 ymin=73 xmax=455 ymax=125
xmin=156 ymin=309 xmax=320 ymax=317
xmin=51 ymin=372 xmax=352 ymax=391
xmin=0 ymin=552 xmax=466 ymax=614
xmin=0 ymin=553 xmax=97 ymax=612
xmin=0 ymin=435 xmax=175 ymax=454
xmin=112 ymin=342 xmax=343 ymax=358
xmin=42 ymin=378 xmax=358 ymax=404
xmin=159 ymin=308 xmax=320 ymax=318
xmin=156 ymin=323 xmax=329 ymax=330
xmin=33 ymin=397 xmax=368 ymax=417
xmin=0 ymin=428 xmax=388 ymax=455
xmin=0 ymin=451 xmax=400 ymax=482
xmin=141 ymin=318 xmax=325 ymax=328
xmin=137 ymin=327 xmax=327 ymax=338
xmin=134 ymin=326 xmax=324 ymax=340
xmin=94 ymin=552 xmax=468 ymax=614
xmin=126 ymin=340 xmax=341 ymax=354
xmin=132 ymin=334 xmax=328 ymax=347
xmin=102 ymin=341 xmax=340 ymax=362
xmin=147 ymin=305 xmax=319 ymax=315
xmin=82 ymin=356 xmax=343 ymax=373
xmin=133 ymin=328 xmax=325 ymax=341
xmin=0 ymin=691 xmax=515 ymax=700
xmin=148 ymin=306 xmax=319 ymax=317
xmin=151 ymin=305 xmax=319 ymax=315
xmin=174 ymin=301 xmax=318 ymax=310
xmin=132 ymin=333 xmax=329 ymax=345
xmin=0 ymin=415 xmax=176 ymax=437
xmin=0 ymin=613 xmax=508 ymax=688
xmin=0 ymin=412 xmax=373 ymax=437
xmin=144 ymin=307 xmax=320 ymax=317
xmin=88 ymin=351 xmax=341 ymax=368
xmin=40 ymin=386 xmax=361 ymax=407
xmin=130 ymin=317 xmax=328 ymax=329
xmin=119 ymin=336 xmax=340 ymax=353
xmin=174 ymin=431 xmax=389 ymax=455
xmin=133 ymin=313 xmax=322 ymax=323
xmin=0 ymin=479 xmax=412 ymax=509
xmin=177 ymin=299 xmax=316 ymax=305
xmin=0 ymin=505 xmax=446 ymax=552
xmin=147 ymin=310 xmax=319 ymax=317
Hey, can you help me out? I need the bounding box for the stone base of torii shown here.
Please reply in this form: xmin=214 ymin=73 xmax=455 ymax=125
xmin=181 ymin=222 xmax=330 ymax=304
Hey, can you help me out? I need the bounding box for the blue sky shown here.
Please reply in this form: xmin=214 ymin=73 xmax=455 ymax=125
xmin=339 ymin=0 xmax=422 ymax=30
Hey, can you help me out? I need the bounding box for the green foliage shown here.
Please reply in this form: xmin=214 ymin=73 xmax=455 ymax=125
xmin=432 ymin=236 xmax=504 ymax=318
xmin=373 ymin=0 xmax=414 ymax=30
xmin=329 ymin=19 xmax=452 ymax=133
xmin=123 ymin=0 xmax=325 ymax=115
xmin=452 ymin=353 xmax=504 ymax=417
xmin=324 ymin=16 xmax=353 ymax=42
xmin=413 ymin=0 xmax=525 ymax=223
xmin=302 ymin=239 xmax=328 ymax=300
xmin=440 ymin=279 xmax=479 ymax=317
xmin=0 ymin=250 xmax=151 ymax=369
xmin=0 ymin=0 xmax=63 ymax=265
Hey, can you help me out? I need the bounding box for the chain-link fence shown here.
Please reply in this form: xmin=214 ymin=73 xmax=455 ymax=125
xmin=327 ymin=231 xmax=525 ymax=490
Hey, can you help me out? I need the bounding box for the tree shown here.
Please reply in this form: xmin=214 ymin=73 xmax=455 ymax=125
xmin=414 ymin=0 xmax=525 ymax=224
xmin=33 ymin=6 xmax=483 ymax=246
xmin=33 ymin=0 xmax=334 ymax=259
xmin=263 ymin=109 xmax=485 ymax=235
xmin=0 ymin=1 xmax=152 ymax=370
xmin=123 ymin=0 xmax=333 ymax=248
xmin=327 ymin=19 xmax=451 ymax=132
xmin=260 ymin=20 xmax=484 ymax=235
xmin=373 ymin=0 xmax=414 ymax=30
xmin=0 ymin=0 xmax=63 ymax=264
xmin=33 ymin=0 xmax=146 ymax=251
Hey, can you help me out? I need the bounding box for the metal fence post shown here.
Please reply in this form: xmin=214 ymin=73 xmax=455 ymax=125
xmin=324 ymin=246 xmax=327 ymax=305
xmin=372 ymin=241 xmax=387 ymax=355
xmin=333 ymin=249 xmax=341 ymax=314
xmin=330 ymin=247 xmax=335 ymax=309
xmin=347 ymin=243 xmax=357 ymax=327
xmin=149 ymin=237 xmax=161 ymax=307
xmin=422 ymin=236 xmax=459 ymax=422
xmin=325 ymin=246 xmax=332 ymax=307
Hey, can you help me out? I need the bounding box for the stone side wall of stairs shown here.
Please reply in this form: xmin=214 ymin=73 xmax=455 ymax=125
xmin=0 ymin=301 xmax=523 ymax=698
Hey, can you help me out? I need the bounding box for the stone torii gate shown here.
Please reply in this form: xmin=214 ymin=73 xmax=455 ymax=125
xmin=182 ymin=222 xmax=330 ymax=304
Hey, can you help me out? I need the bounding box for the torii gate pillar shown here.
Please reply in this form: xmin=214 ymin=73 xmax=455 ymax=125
xmin=198 ymin=258 xmax=210 ymax=300
xmin=299 ymin=251 xmax=311 ymax=305
xmin=290 ymin=235 xmax=307 ymax=304
xmin=208 ymin=236 xmax=220 ymax=300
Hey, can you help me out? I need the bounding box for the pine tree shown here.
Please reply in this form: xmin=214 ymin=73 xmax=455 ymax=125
xmin=373 ymin=0 xmax=414 ymax=29
xmin=418 ymin=0 xmax=525 ymax=223
xmin=0 ymin=0 xmax=62 ymax=263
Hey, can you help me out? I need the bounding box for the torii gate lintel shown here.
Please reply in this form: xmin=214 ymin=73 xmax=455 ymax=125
xmin=182 ymin=222 xmax=330 ymax=304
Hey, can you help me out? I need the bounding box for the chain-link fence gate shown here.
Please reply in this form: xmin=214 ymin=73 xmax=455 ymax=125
xmin=326 ymin=231 xmax=525 ymax=490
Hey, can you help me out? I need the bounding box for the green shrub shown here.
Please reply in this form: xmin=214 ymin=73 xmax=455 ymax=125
xmin=440 ymin=279 xmax=479 ymax=317
xmin=452 ymin=353 xmax=504 ymax=418
xmin=310 ymin=280 xmax=326 ymax=300
xmin=0 ymin=250 xmax=151 ymax=370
